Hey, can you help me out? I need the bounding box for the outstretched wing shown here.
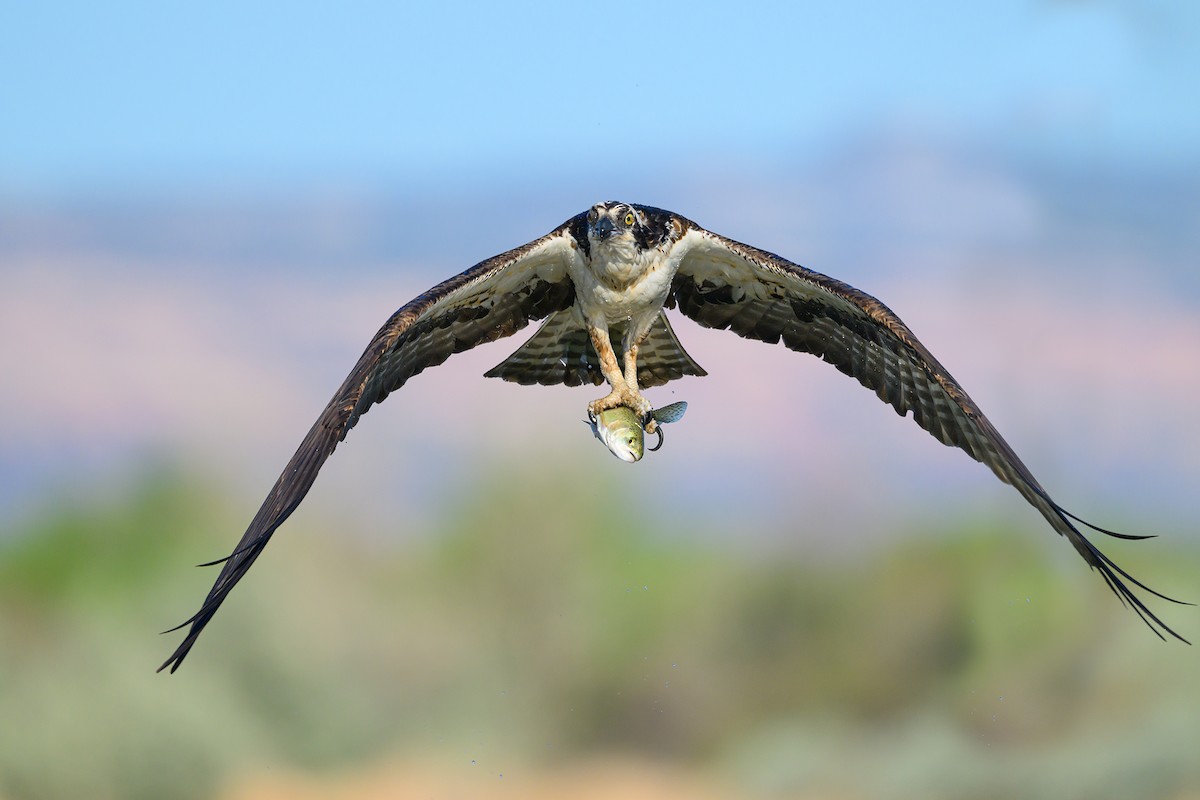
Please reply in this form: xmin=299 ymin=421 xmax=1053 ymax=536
xmin=159 ymin=216 xmax=584 ymax=672
xmin=668 ymin=220 xmax=1187 ymax=642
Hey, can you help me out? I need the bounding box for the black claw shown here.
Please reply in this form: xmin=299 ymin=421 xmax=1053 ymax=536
xmin=649 ymin=425 xmax=664 ymax=452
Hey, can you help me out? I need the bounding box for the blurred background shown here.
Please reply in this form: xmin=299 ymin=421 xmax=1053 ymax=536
xmin=2 ymin=1 xmax=1198 ymax=798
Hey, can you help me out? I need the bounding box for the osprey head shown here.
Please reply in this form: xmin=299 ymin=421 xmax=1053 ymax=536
xmin=586 ymin=201 xmax=644 ymax=249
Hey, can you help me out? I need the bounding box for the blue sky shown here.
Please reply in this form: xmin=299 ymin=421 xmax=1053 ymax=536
xmin=3 ymin=0 xmax=1198 ymax=194
xmin=2 ymin=1 xmax=1198 ymax=533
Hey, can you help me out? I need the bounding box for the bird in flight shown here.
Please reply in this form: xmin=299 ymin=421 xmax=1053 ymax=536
xmin=159 ymin=201 xmax=1186 ymax=671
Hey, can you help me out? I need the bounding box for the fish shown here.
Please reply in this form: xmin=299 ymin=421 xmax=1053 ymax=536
xmin=651 ymin=401 xmax=688 ymax=425
xmin=589 ymin=406 xmax=645 ymax=463
xmin=589 ymin=401 xmax=689 ymax=462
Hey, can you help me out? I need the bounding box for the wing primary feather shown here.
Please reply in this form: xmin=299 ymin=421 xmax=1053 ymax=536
xmin=1041 ymin=494 xmax=1157 ymax=540
xmin=1085 ymin=537 xmax=1193 ymax=607
xmin=1016 ymin=483 xmax=1189 ymax=612
xmin=669 ymin=222 xmax=1188 ymax=643
xmin=159 ymin=224 xmax=581 ymax=673
xmin=1006 ymin=479 xmax=1188 ymax=640
xmin=194 ymin=547 xmax=253 ymax=568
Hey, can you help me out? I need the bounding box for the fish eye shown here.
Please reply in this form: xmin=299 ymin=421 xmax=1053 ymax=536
xmin=623 ymin=212 xmax=635 ymax=227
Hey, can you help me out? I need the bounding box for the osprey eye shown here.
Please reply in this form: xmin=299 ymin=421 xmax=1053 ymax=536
xmin=624 ymin=213 xmax=634 ymax=227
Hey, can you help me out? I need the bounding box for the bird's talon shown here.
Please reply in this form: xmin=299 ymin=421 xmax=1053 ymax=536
xmin=649 ymin=425 xmax=664 ymax=452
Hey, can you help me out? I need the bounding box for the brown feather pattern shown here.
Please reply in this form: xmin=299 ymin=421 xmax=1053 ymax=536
xmin=670 ymin=225 xmax=1187 ymax=642
xmin=484 ymin=310 xmax=706 ymax=388
xmin=161 ymin=204 xmax=1186 ymax=673
xmin=158 ymin=222 xmax=582 ymax=672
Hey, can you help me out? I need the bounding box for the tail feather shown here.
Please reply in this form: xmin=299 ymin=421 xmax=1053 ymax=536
xmin=485 ymin=310 xmax=706 ymax=388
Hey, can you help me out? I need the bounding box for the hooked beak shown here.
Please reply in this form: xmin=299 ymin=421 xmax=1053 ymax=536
xmin=593 ymin=216 xmax=615 ymax=242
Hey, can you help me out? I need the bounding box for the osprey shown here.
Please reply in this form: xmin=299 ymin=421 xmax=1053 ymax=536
xmin=160 ymin=201 xmax=1186 ymax=671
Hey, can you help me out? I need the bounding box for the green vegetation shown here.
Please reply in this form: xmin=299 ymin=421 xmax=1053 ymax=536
xmin=0 ymin=465 xmax=1195 ymax=799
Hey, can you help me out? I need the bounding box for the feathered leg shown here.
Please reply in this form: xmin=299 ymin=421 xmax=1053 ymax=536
xmin=587 ymin=324 xmax=652 ymax=422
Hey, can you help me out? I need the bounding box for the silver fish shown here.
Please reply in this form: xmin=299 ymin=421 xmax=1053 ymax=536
xmin=589 ymin=405 xmax=645 ymax=462
xmin=589 ymin=401 xmax=688 ymax=462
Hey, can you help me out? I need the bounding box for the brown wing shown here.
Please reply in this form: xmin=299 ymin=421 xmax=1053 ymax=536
xmin=669 ymin=222 xmax=1187 ymax=642
xmin=159 ymin=218 xmax=583 ymax=672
